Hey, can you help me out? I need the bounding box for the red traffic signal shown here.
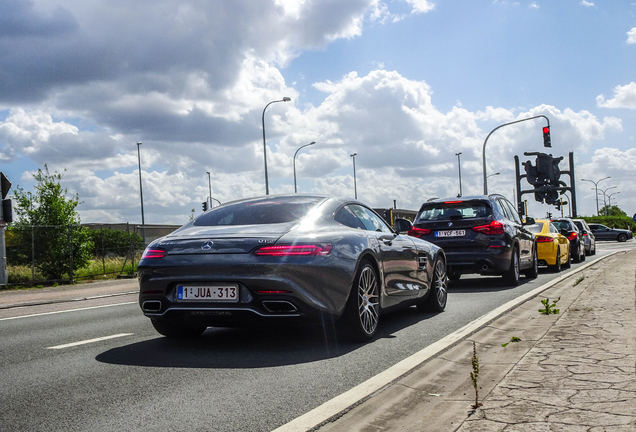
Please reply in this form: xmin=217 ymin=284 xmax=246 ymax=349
xmin=542 ymin=126 xmax=551 ymax=148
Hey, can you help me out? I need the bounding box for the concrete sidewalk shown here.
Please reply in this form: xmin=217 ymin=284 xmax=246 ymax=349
xmin=314 ymin=250 xmax=636 ymax=431
xmin=0 ymin=277 xmax=138 ymax=309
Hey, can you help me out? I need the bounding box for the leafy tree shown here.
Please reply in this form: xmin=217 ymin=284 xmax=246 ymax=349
xmin=8 ymin=165 xmax=93 ymax=280
xmin=599 ymin=205 xmax=626 ymax=217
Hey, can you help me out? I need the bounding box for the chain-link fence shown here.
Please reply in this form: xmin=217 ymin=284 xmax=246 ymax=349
xmin=4 ymin=223 xmax=150 ymax=287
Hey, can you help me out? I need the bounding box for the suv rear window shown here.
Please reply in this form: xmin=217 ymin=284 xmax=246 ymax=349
xmin=415 ymin=201 xmax=492 ymax=222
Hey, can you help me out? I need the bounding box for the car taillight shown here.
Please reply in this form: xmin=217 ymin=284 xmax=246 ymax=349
xmin=567 ymin=232 xmax=578 ymax=241
xmin=407 ymin=227 xmax=431 ymax=238
xmin=142 ymin=248 xmax=166 ymax=259
xmin=254 ymin=244 xmax=333 ymax=256
xmin=536 ymin=236 xmax=553 ymax=243
xmin=473 ymin=220 xmax=505 ymax=235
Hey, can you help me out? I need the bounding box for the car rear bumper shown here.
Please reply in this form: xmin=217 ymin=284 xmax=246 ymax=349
xmin=445 ymin=247 xmax=512 ymax=275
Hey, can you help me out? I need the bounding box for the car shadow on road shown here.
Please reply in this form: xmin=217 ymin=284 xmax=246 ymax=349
xmin=95 ymin=307 xmax=440 ymax=369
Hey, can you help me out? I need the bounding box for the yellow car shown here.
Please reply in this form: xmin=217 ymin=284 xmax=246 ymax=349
xmin=526 ymin=219 xmax=570 ymax=271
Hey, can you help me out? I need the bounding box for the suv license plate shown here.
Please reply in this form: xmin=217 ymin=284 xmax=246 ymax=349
xmin=177 ymin=285 xmax=239 ymax=302
xmin=436 ymin=230 xmax=465 ymax=237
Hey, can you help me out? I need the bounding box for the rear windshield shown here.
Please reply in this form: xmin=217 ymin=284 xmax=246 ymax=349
xmin=526 ymin=222 xmax=544 ymax=234
xmin=414 ymin=201 xmax=492 ymax=223
xmin=193 ymin=197 xmax=324 ymax=226
xmin=552 ymin=220 xmax=573 ymax=231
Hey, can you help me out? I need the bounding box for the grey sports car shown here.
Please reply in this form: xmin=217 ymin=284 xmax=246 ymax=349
xmin=138 ymin=195 xmax=448 ymax=342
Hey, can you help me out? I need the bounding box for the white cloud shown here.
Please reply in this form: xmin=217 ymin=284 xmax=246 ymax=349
xmin=627 ymin=27 xmax=636 ymax=44
xmin=580 ymin=1 xmax=595 ymax=7
xmin=596 ymin=82 xmax=636 ymax=109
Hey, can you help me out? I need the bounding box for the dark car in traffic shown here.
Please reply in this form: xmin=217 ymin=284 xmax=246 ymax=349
xmin=138 ymin=195 xmax=448 ymax=342
xmin=588 ymin=223 xmax=633 ymax=242
xmin=403 ymin=194 xmax=538 ymax=286
xmin=551 ymin=218 xmax=585 ymax=263
xmin=572 ymin=219 xmax=596 ymax=255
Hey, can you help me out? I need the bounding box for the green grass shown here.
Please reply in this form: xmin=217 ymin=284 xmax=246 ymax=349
xmin=4 ymin=255 xmax=141 ymax=289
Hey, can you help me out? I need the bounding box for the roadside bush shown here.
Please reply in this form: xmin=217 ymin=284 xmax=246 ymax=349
xmin=86 ymin=228 xmax=143 ymax=257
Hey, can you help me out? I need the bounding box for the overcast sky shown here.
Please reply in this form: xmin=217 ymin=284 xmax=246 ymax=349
xmin=1 ymin=0 xmax=635 ymax=225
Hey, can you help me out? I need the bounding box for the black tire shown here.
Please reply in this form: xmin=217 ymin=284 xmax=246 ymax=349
xmin=417 ymin=257 xmax=448 ymax=313
xmin=151 ymin=319 xmax=207 ymax=338
xmin=591 ymin=243 xmax=596 ymax=255
xmin=337 ymin=261 xmax=380 ymax=342
xmin=524 ymin=246 xmax=539 ymax=279
xmin=573 ymin=242 xmax=583 ymax=263
xmin=550 ymin=249 xmax=562 ymax=272
xmin=448 ymin=271 xmax=461 ymax=281
xmin=618 ymin=233 xmax=627 ymax=242
xmin=562 ymin=246 xmax=572 ymax=269
xmin=502 ymin=247 xmax=520 ymax=286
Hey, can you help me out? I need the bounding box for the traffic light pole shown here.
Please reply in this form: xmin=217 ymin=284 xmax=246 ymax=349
xmin=483 ymin=115 xmax=550 ymax=194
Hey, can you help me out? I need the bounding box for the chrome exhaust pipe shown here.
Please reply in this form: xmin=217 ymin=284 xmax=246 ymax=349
xmin=142 ymin=300 xmax=162 ymax=312
xmin=262 ymin=301 xmax=298 ymax=313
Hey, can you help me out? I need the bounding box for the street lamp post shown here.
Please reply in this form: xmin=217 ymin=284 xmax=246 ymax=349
xmin=136 ymin=142 xmax=146 ymax=246
xmin=455 ymin=152 xmax=462 ymax=197
xmin=206 ymin=171 xmax=212 ymax=207
xmin=350 ymin=152 xmax=358 ymax=199
xmin=581 ymin=176 xmax=610 ymax=216
xmin=262 ymin=97 xmax=291 ymax=195
xmin=598 ymin=185 xmax=617 ymax=209
xmin=293 ymin=141 xmax=316 ymax=193
xmin=487 ymin=172 xmax=500 ymax=179
xmin=482 ymin=115 xmax=550 ymax=194
xmin=606 ymin=191 xmax=620 ymax=209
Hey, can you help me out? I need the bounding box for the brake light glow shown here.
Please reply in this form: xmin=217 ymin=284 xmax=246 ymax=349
xmin=254 ymin=244 xmax=333 ymax=256
xmin=567 ymin=232 xmax=578 ymax=241
xmin=407 ymin=227 xmax=431 ymax=238
xmin=536 ymin=236 xmax=553 ymax=243
xmin=142 ymin=248 xmax=167 ymax=259
xmin=443 ymin=201 xmax=462 ymax=204
xmin=473 ymin=220 xmax=505 ymax=235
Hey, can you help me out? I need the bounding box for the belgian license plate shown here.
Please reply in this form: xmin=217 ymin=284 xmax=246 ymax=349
xmin=176 ymin=285 xmax=239 ymax=302
xmin=436 ymin=230 xmax=465 ymax=238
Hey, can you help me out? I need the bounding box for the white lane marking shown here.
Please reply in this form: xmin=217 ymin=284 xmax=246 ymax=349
xmin=47 ymin=333 xmax=134 ymax=349
xmin=272 ymin=253 xmax=617 ymax=432
xmin=0 ymin=301 xmax=137 ymax=321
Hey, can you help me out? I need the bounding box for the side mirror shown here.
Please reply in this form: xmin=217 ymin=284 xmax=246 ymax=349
xmin=523 ymin=216 xmax=535 ymax=225
xmin=394 ymin=218 xmax=413 ymax=234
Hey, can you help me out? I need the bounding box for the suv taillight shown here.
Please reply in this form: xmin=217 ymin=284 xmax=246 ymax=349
xmin=567 ymin=232 xmax=578 ymax=241
xmin=473 ymin=220 xmax=505 ymax=235
xmin=408 ymin=227 xmax=431 ymax=238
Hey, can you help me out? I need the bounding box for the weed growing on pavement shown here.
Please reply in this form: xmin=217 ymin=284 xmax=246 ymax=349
xmin=539 ymin=297 xmax=560 ymax=315
xmin=573 ymin=275 xmax=585 ymax=286
xmin=501 ymin=336 xmax=521 ymax=347
xmin=470 ymin=341 xmax=482 ymax=409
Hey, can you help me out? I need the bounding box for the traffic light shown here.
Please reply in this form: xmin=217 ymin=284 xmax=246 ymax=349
xmin=543 ymin=126 xmax=551 ymax=148
xmin=1 ymin=172 xmax=12 ymax=223
xmin=202 ymin=201 xmax=208 ymax=212
xmin=536 ymin=153 xmax=563 ymax=185
xmin=1 ymin=172 xmax=10 ymax=200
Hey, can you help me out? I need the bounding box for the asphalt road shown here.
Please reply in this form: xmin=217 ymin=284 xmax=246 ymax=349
xmin=1 ymin=241 xmax=633 ymax=432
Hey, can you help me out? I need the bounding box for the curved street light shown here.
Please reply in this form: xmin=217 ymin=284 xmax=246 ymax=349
xmin=136 ymin=142 xmax=146 ymax=246
xmin=293 ymin=141 xmax=316 ymax=193
xmin=482 ymin=115 xmax=550 ymax=194
xmin=581 ymin=176 xmax=610 ymax=216
xmin=262 ymin=97 xmax=291 ymax=195
xmin=598 ymin=185 xmax=617 ymax=208
xmin=487 ymin=172 xmax=500 ymax=179
xmin=455 ymin=152 xmax=462 ymax=197
xmin=350 ymin=152 xmax=358 ymax=199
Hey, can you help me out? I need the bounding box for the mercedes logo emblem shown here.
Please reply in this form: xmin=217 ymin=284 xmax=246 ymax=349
xmin=201 ymin=241 xmax=214 ymax=250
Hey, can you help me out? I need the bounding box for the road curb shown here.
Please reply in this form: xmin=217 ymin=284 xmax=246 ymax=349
xmin=272 ymin=252 xmax=618 ymax=432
